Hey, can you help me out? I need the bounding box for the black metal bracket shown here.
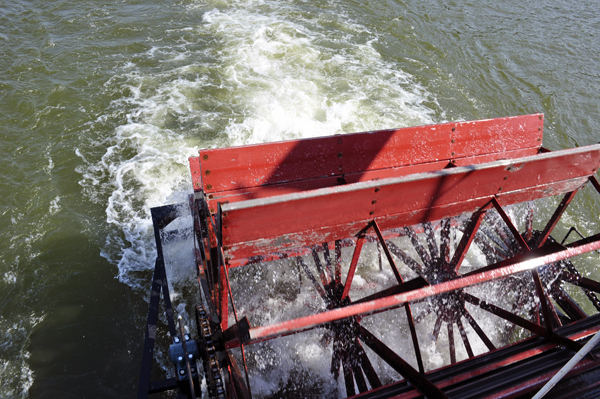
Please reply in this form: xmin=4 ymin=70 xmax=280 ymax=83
xmin=138 ymin=203 xmax=201 ymax=399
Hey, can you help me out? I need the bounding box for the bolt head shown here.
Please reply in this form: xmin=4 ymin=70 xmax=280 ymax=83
xmin=178 ymin=356 xmax=183 ymax=362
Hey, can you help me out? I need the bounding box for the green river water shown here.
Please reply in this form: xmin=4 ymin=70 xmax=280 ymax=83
xmin=1 ymin=0 xmax=600 ymax=397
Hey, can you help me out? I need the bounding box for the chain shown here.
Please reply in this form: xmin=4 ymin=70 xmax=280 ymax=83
xmin=196 ymin=304 xmax=226 ymax=399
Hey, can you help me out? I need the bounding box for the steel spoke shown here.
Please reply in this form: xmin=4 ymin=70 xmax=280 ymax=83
xmin=532 ymin=269 xmax=556 ymax=331
xmin=322 ymin=242 xmax=335 ymax=283
xmin=525 ymin=201 xmax=534 ymax=242
xmin=359 ymin=325 xmax=448 ymax=398
xmin=297 ymin=257 xmax=328 ymax=303
xmin=335 ymin=240 xmax=342 ymax=285
xmin=440 ymin=218 xmax=451 ymax=263
xmin=448 ymin=322 xmax=456 ymax=364
xmin=474 ymin=231 xmax=511 ymax=264
xmin=404 ymin=225 xmax=432 ymax=265
xmin=331 ymin=336 xmax=342 ymax=379
xmin=552 ymin=287 xmax=587 ymax=321
xmin=462 ymin=307 xmax=496 ymax=351
xmin=432 ymin=317 xmax=443 ymax=342
xmin=456 ymin=317 xmax=474 ymax=358
xmin=351 ymin=346 xmax=368 ymax=393
xmin=342 ymin=347 xmax=355 ymax=397
xmin=464 ymin=292 xmax=546 ymax=336
xmin=311 ymin=246 xmax=329 ymax=287
xmin=386 ymin=241 xmax=426 ymax=279
xmin=424 ymin=222 xmax=440 ymax=260
xmin=485 ymin=211 xmax=516 ymax=251
xmin=478 ymin=226 xmax=513 ymax=258
xmin=355 ymin=340 xmax=382 ymax=389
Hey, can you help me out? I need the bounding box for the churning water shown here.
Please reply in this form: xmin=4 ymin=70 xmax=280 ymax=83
xmin=2 ymin=0 xmax=600 ymax=397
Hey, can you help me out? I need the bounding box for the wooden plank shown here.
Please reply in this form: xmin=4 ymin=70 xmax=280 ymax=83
xmin=221 ymin=144 xmax=600 ymax=262
xmin=206 ymin=147 xmax=539 ymax=210
xmin=194 ymin=114 xmax=543 ymax=193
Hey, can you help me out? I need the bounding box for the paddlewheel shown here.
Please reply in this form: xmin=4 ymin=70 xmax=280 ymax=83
xmin=138 ymin=114 xmax=600 ymax=399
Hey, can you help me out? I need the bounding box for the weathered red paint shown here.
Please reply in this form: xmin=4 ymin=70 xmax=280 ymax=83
xmin=192 ymin=114 xmax=543 ymax=194
xmin=183 ymin=114 xmax=600 ymax=399
xmin=222 ymin=145 xmax=600 ymax=261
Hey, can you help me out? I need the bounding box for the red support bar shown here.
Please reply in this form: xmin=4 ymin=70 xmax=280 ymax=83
xmin=491 ymin=197 xmax=530 ymax=251
xmin=373 ymin=220 xmax=404 ymax=284
xmin=451 ymin=208 xmax=488 ymax=272
xmin=341 ymin=235 xmax=366 ymax=301
xmin=537 ymin=190 xmax=578 ymax=248
xmin=246 ymin=236 xmax=600 ymax=343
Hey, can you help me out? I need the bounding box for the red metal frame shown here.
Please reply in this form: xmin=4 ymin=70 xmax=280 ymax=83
xmin=221 ymin=145 xmax=600 ymax=261
xmin=185 ymin=114 xmax=600 ymax=399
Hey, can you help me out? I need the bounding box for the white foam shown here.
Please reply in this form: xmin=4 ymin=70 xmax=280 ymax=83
xmin=74 ymin=0 xmax=441 ymax=394
xmin=200 ymin=5 xmax=436 ymax=145
xmin=0 ymin=313 xmax=44 ymax=398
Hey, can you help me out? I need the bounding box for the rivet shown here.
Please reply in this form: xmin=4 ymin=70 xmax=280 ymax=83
xmin=452 ymin=127 xmax=456 ymax=131
xmin=372 ymin=199 xmax=377 ymax=204
xmin=209 ymin=194 xmax=214 ymax=199
xmin=451 ymin=159 xmax=456 ymax=164
xmin=205 ymin=169 xmax=211 ymax=175
xmin=223 ymin=225 xmax=228 ymax=229
xmin=338 ymin=166 xmax=343 ymax=171
xmin=369 ymin=211 xmax=375 ymax=215
xmin=498 ymin=187 xmax=502 ymax=192
xmin=225 ymin=257 xmax=231 ymax=262
xmin=338 ymin=152 xmax=343 ymax=158
xmin=537 ymin=138 xmax=542 ymax=142
xmin=195 ymin=182 xmax=201 ymax=187
xmin=207 ymin=184 xmax=213 ymax=190
xmin=503 ymin=176 xmax=508 ymax=180
xmin=202 ymin=154 xmax=209 ymax=160
xmin=451 ymin=152 xmax=455 ymax=156
xmin=223 ymin=246 xmax=228 ymax=251
xmin=451 ymin=139 xmax=455 ymax=143
xmin=210 ymin=208 xmax=215 ymax=214
xmin=375 ymin=187 xmax=380 ymax=192
xmin=538 ymin=127 xmax=541 ymax=131
xmin=223 ymin=212 xmax=228 ymax=217
xmin=226 ymin=237 xmax=230 ymax=241
xmin=337 ymin=177 xmax=343 ymax=183
xmin=338 ymin=138 xmax=342 ymax=144
xmin=539 ymin=115 xmax=543 ymax=120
